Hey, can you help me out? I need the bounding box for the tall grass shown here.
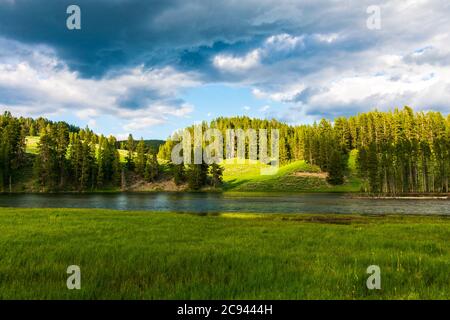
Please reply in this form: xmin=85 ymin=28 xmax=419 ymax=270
xmin=0 ymin=208 xmax=448 ymax=299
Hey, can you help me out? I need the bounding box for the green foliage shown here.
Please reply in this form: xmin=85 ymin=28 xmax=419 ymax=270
xmin=187 ymin=163 xmax=209 ymax=190
xmin=144 ymin=152 xmax=159 ymax=182
xmin=135 ymin=138 xmax=146 ymax=177
xmin=209 ymin=163 xmax=224 ymax=187
xmin=0 ymin=112 xmax=27 ymax=191
xmin=326 ymin=149 xmax=345 ymax=185
xmin=171 ymin=163 xmax=185 ymax=185
xmin=125 ymin=134 xmax=135 ymax=171
xmin=33 ymin=129 xmax=58 ymax=190
xmin=97 ymin=135 xmax=122 ymax=188
xmin=4 ymin=108 xmax=450 ymax=194
xmin=158 ymin=107 xmax=450 ymax=194
xmin=351 ymin=107 xmax=450 ymax=194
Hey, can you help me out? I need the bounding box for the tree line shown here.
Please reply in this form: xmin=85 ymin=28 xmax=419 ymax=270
xmin=33 ymin=127 xmax=163 ymax=192
xmin=159 ymin=107 xmax=450 ymax=194
xmin=3 ymin=107 xmax=450 ymax=194
xmin=0 ymin=111 xmax=223 ymax=191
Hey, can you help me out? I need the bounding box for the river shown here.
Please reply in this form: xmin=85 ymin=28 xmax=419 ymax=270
xmin=0 ymin=192 xmax=449 ymax=215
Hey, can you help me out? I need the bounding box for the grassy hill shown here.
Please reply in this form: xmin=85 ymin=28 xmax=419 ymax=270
xmin=222 ymin=151 xmax=361 ymax=192
xmin=26 ymin=136 xmax=130 ymax=162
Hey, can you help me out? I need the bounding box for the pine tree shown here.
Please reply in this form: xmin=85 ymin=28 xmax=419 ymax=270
xmin=326 ymin=149 xmax=344 ymax=185
xmin=135 ymin=138 xmax=146 ymax=177
xmin=0 ymin=112 xmax=26 ymax=191
xmin=144 ymin=152 xmax=159 ymax=182
xmin=125 ymin=134 xmax=135 ymax=171
xmin=171 ymin=163 xmax=185 ymax=185
xmin=34 ymin=129 xmax=58 ymax=191
xmin=187 ymin=163 xmax=208 ymax=190
xmin=29 ymin=123 xmax=36 ymax=136
xmin=55 ymin=123 xmax=69 ymax=188
xmin=210 ymin=163 xmax=223 ymax=187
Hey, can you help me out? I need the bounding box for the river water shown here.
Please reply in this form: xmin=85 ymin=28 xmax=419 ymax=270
xmin=0 ymin=192 xmax=449 ymax=215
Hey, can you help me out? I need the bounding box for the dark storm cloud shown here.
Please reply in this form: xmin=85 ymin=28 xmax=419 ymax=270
xmin=0 ymin=0 xmax=176 ymax=76
xmin=0 ymin=0 xmax=378 ymax=78
xmin=0 ymin=0 xmax=292 ymax=77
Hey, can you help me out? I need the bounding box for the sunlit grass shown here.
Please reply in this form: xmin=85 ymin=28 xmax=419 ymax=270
xmin=26 ymin=136 xmax=130 ymax=163
xmin=0 ymin=208 xmax=448 ymax=299
xmin=222 ymin=158 xmax=361 ymax=192
xmin=25 ymin=136 xmax=40 ymax=154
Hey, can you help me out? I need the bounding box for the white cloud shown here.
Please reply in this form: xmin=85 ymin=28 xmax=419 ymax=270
xmin=123 ymin=117 xmax=166 ymax=131
xmin=213 ymin=33 xmax=304 ymax=73
xmin=252 ymin=83 xmax=306 ymax=103
xmin=314 ymin=33 xmax=339 ymax=44
xmin=0 ymin=38 xmax=199 ymax=132
xmin=213 ymin=49 xmax=261 ymax=72
xmin=264 ymin=33 xmax=304 ymax=51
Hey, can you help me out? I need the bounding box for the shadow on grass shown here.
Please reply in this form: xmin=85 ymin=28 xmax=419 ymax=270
xmin=222 ymin=178 xmax=252 ymax=190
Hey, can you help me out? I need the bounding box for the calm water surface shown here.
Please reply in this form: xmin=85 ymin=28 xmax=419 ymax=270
xmin=0 ymin=193 xmax=449 ymax=215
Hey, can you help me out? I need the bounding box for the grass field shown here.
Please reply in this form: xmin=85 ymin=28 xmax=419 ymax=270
xmin=0 ymin=208 xmax=449 ymax=299
xmin=25 ymin=136 xmax=130 ymax=162
xmin=25 ymin=136 xmax=40 ymax=154
xmin=222 ymin=158 xmax=361 ymax=192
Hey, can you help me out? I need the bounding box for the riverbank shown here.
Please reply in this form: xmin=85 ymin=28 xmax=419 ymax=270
xmin=350 ymin=195 xmax=450 ymax=200
xmin=0 ymin=208 xmax=449 ymax=299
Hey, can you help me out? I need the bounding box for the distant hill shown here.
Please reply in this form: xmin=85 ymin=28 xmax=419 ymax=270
xmin=143 ymin=140 xmax=165 ymax=152
xmin=119 ymin=139 xmax=165 ymax=153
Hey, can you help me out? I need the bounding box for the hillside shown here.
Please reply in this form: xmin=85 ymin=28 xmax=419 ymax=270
xmin=222 ymin=151 xmax=361 ymax=192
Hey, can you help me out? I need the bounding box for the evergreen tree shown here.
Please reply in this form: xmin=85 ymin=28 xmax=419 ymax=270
xmin=135 ymin=138 xmax=147 ymax=177
xmin=187 ymin=163 xmax=208 ymax=190
xmin=171 ymin=163 xmax=185 ymax=185
xmin=0 ymin=112 xmax=26 ymax=191
xmin=144 ymin=152 xmax=159 ymax=182
xmin=33 ymin=129 xmax=58 ymax=191
xmin=209 ymin=163 xmax=223 ymax=187
xmin=125 ymin=134 xmax=135 ymax=171
xmin=55 ymin=123 xmax=69 ymax=188
xmin=326 ymin=149 xmax=345 ymax=185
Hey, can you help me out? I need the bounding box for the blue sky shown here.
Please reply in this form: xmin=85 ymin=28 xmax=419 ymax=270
xmin=0 ymin=0 xmax=450 ymax=139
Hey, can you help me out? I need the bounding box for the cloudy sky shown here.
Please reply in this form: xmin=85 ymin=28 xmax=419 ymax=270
xmin=0 ymin=0 xmax=449 ymax=139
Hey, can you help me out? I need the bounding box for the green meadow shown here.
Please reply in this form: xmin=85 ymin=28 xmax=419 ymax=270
xmin=0 ymin=208 xmax=448 ymax=299
xmin=222 ymin=150 xmax=361 ymax=192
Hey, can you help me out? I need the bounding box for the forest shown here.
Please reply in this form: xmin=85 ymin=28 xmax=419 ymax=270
xmin=1 ymin=106 xmax=450 ymax=194
xmin=160 ymin=106 xmax=450 ymax=194
xmin=0 ymin=111 xmax=221 ymax=192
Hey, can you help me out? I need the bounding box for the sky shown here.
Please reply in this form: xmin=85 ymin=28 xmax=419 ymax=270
xmin=0 ymin=0 xmax=450 ymax=140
